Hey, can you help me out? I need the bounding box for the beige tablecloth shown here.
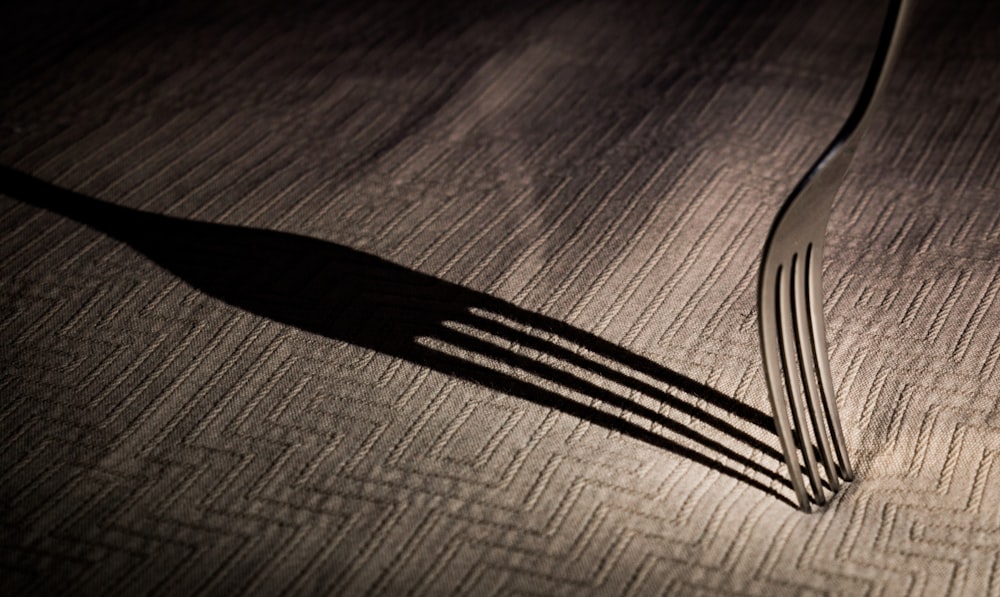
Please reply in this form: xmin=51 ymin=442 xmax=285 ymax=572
xmin=2 ymin=0 xmax=998 ymax=593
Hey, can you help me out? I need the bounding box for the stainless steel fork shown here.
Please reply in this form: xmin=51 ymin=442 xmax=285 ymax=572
xmin=758 ymin=0 xmax=911 ymax=512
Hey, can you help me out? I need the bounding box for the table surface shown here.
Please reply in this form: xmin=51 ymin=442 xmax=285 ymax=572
xmin=2 ymin=0 xmax=999 ymax=594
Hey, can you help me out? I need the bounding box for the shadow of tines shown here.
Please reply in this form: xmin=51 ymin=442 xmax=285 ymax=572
xmin=0 ymin=165 xmax=794 ymax=506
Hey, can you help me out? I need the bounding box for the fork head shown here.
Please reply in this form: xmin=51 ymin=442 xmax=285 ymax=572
xmin=758 ymin=143 xmax=857 ymax=512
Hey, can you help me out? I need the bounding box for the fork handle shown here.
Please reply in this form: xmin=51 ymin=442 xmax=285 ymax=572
xmin=835 ymin=0 xmax=912 ymax=148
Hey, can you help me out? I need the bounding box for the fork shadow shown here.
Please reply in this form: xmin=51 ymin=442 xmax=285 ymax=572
xmin=0 ymin=166 xmax=793 ymax=506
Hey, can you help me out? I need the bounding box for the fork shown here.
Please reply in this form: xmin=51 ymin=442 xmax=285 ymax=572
xmin=758 ymin=0 xmax=911 ymax=512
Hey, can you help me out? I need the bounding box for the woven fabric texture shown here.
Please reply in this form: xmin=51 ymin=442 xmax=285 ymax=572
xmin=2 ymin=0 xmax=999 ymax=594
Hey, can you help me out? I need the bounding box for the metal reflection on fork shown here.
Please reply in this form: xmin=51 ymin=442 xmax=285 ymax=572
xmin=758 ymin=0 xmax=911 ymax=512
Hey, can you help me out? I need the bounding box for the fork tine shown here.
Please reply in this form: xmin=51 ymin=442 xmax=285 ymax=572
xmin=792 ymin=248 xmax=842 ymax=491
xmin=807 ymin=244 xmax=855 ymax=481
xmin=777 ymin=262 xmax=827 ymax=505
xmin=760 ymin=265 xmax=811 ymax=511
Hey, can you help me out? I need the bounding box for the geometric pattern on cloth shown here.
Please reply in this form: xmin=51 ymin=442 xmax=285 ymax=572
xmin=2 ymin=0 xmax=999 ymax=594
